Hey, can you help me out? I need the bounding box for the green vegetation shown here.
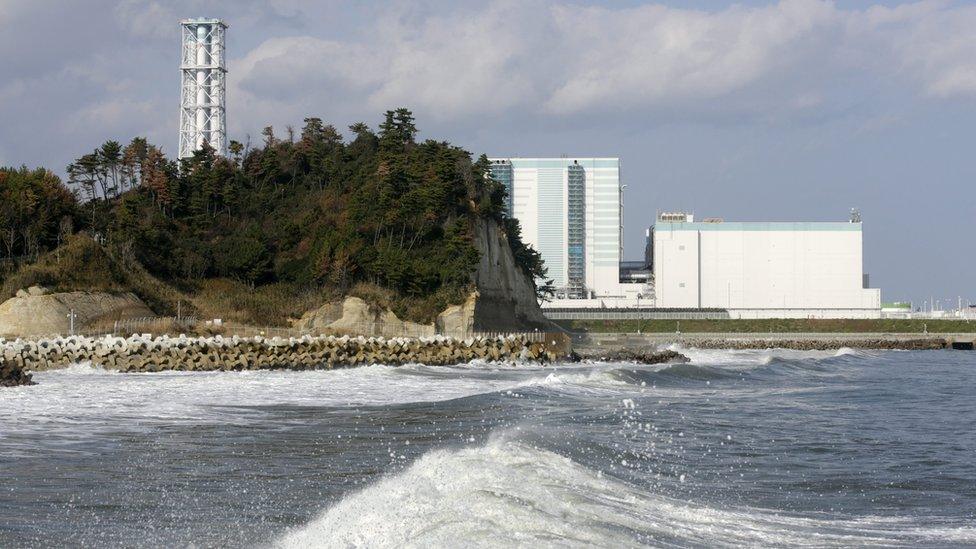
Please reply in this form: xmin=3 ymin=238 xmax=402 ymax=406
xmin=0 ymin=109 xmax=549 ymax=324
xmin=190 ymin=279 xmax=334 ymax=326
xmin=0 ymin=166 xmax=76 ymax=263
xmin=1 ymin=233 xmax=187 ymax=315
xmin=559 ymin=318 xmax=975 ymax=334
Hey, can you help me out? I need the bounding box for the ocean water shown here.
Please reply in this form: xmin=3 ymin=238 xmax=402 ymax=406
xmin=1 ymin=348 xmax=975 ymax=547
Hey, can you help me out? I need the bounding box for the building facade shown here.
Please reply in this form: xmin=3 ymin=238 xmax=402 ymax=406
xmin=652 ymin=215 xmax=881 ymax=318
xmin=489 ymin=158 xmax=622 ymax=299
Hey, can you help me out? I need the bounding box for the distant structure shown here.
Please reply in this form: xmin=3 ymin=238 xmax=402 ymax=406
xmin=488 ymin=157 xmax=622 ymax=300
xmin=179 ymin=18 xmax=228 ymax=159
xmin=652 ymin=212 xmax=881 ymax=318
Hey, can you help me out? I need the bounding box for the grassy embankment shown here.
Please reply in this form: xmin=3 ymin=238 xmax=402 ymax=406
xmin=0 ymin=234 xmax=319 ymax=327
xmin=0 ymin=234 xmax=463 ymax=328
xmin=557 ymin=318 xmax=975 ymax=334
xmin=0 ymin=233 xmax=185 ymax=315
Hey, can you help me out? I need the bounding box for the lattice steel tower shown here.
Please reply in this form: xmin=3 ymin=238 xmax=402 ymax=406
xmin=179 ymin=18 xmax=227 ymax=159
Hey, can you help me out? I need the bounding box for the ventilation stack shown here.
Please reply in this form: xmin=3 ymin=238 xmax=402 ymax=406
xmin=179 ymin=18 xmax=227 ymax=159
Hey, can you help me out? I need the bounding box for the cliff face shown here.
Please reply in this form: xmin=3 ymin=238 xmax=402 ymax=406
xmin=467 ymin=218 xmax=551 ymax=332
xmin=294 ymin=219 xmax=552 ymax=337
xmin=0 ymin=288 xmax=154 ymax=337
xmin=297 ymin=297 xmax=436 ymax=338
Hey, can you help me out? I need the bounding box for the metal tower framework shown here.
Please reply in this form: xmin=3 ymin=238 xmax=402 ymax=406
xmin=179 ymin=18 xmax=227 ymax=159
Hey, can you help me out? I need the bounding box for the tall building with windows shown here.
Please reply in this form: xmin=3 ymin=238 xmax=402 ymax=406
xmin=488 ymin=157 xmax=622 ymax=299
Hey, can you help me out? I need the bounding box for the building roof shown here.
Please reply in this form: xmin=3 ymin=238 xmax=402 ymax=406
xmin=655 ymin=221 xmax=862 ymax=232
xmin=487 ymin=158 xmax=619 ymax=169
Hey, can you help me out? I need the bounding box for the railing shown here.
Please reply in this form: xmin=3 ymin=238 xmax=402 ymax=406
xmin=110 ymin=316 xmax=198 ymax=335
xmin=1 ymin=309 xmax=562 ymax=344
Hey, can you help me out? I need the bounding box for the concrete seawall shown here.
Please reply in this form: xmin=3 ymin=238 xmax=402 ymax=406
xmin=573 ymin=332 xmax=976 ymax=352
xmin=1 ymin=333 xmax=569 ymax=374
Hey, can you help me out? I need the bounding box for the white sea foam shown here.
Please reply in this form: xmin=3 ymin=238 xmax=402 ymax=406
xmin=0 ymin=363 xmax=571 ymax=438
xmin=275 ymin=435 xmax=976 ymax=548
xmin=668 ymin=344 xmax=852 ymax=368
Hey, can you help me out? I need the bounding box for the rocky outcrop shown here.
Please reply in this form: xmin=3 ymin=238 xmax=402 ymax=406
xmin=294 ymin=300 xmax=346 ymax=333
xmin=0 ymin=359 xmax=35 ymax=387
xmin=297 ymin=297 xmax=435 ymax=338
xmin=435 ymin=292 xmax=477 ymax=337
xmin=15 ymin=285 xmax=51 ymax=298
xmin=0 ymin=290 xmax=154 ymax=337
xmin=467 ymin=218 xmax=551 ymax=332
xmin=573 ymin=348 xmax=690 ymax=364
xmin=297 ymin=218 xmax=553 ymax=338
xmin=2 ymin=333 xmax=564 ymax=373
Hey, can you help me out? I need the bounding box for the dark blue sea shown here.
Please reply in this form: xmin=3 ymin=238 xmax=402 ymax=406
xmin=1 ymin=348 xmax=974 ymax=547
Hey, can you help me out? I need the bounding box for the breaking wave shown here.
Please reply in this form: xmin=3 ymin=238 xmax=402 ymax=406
xmin=275 ymin=434 xmax=974 ymax=548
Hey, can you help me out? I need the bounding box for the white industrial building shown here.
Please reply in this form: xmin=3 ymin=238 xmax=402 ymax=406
xmin=488 ymin=158 xmax=623 ymax=300
xmin=652 ymin=213 xmax=881 ymax=318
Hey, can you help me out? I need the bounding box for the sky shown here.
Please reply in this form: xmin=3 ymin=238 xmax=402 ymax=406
xmin=1 ymin=0 xmax=974 ymax=307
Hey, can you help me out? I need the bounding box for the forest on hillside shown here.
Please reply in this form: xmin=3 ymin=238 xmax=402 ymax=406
xmin=0 ymin=109 xmax=550 ymax=323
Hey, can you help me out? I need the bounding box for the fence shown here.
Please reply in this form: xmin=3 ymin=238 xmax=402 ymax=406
xmin=214 ymin=324 xmax=553 ymax=342
xmin=544 ymin=309 xmax=730 ymax=320
xmin=36 ymin=316 xmax=556 ymax=343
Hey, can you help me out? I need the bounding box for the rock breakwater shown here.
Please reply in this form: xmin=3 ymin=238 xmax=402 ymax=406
xmin=573 ymin=348 xmax=690 ymax=364
xmin=683 ymin=338 xmax=947 ymax=351
xmin=1 ymin=333 xmax=566 ymax=374
xmin=0 ymin=359 xmax=35 ymax=387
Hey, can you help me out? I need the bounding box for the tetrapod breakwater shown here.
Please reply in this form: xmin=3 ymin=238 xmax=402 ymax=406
xmin=1 ymin=333 xmax=570 ymax=374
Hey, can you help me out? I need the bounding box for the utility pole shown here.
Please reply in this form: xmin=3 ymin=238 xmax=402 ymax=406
xmin=67 ymin=309 xmax=76 ymax=336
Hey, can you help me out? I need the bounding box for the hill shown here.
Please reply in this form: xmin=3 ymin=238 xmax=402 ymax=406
xmin=0 ymin=109 xmax=550 ymax=330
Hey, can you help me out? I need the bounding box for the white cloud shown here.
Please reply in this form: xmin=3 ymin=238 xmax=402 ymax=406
xmin=231 ymin=1 xmax=547 ymax=124
xmin=228 ymin=0 xmax=976 ymax=126
xmin=114 ymin=0 xmax=177 ymax=39
xmin=891 ymin=5 xmax=976 ymax=98
xmin=66 ymin=98 xmax=161 ymax=134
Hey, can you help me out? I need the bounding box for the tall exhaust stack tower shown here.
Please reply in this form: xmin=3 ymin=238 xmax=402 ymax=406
xmin=179 ymin=18 xmax=227 ymax=159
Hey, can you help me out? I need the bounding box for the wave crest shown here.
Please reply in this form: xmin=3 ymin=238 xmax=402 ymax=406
xmin=274 ymin=435 xmax=969 ymax=548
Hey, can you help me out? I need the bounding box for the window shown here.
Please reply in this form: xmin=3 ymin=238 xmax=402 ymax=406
xmin=678 ymin=282 xmax=685 ymax=288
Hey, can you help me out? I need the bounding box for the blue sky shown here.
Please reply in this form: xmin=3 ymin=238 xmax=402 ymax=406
xmin=1 ymin=0 xmax=974 ymax=307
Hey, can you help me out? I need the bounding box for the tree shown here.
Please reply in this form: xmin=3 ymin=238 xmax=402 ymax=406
xmin=229 ymin=140 xmax=244 ymax=164
xmin=378 ymin=108 xmax=418 ymax=153
xmin=66 ymin=154 xmax=101 ymax=227
xmin=23 ymin=107 xmax=547 ymax=323
xmin=122 ymin=137 xmax=149 ymax=190
xmin=262 ymin=126 xmax=276 ymax=147
xmin=0 ymin=167 xmax=77 ymax=260
xmin=99 ymin=140 xmax=123 ymax=198
xmin=142 ymin=146 xmax=174 ymax=212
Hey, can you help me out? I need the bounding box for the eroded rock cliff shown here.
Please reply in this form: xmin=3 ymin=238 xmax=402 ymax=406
xmin=296 ymin=297 xmax=435 ymax=338
xmin=466 ymin=217 xmax=551 ymax=332
xmin=0 ymin=289 xmax=154 ymax=337
xmin=295 ymin=218 xmax=552 ymax=337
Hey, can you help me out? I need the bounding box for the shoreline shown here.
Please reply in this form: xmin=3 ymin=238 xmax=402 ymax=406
xmin=572 ymin=332 xmax=976 ymax=351
xmin=3 ymin=330 xmax=971 ymax=380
